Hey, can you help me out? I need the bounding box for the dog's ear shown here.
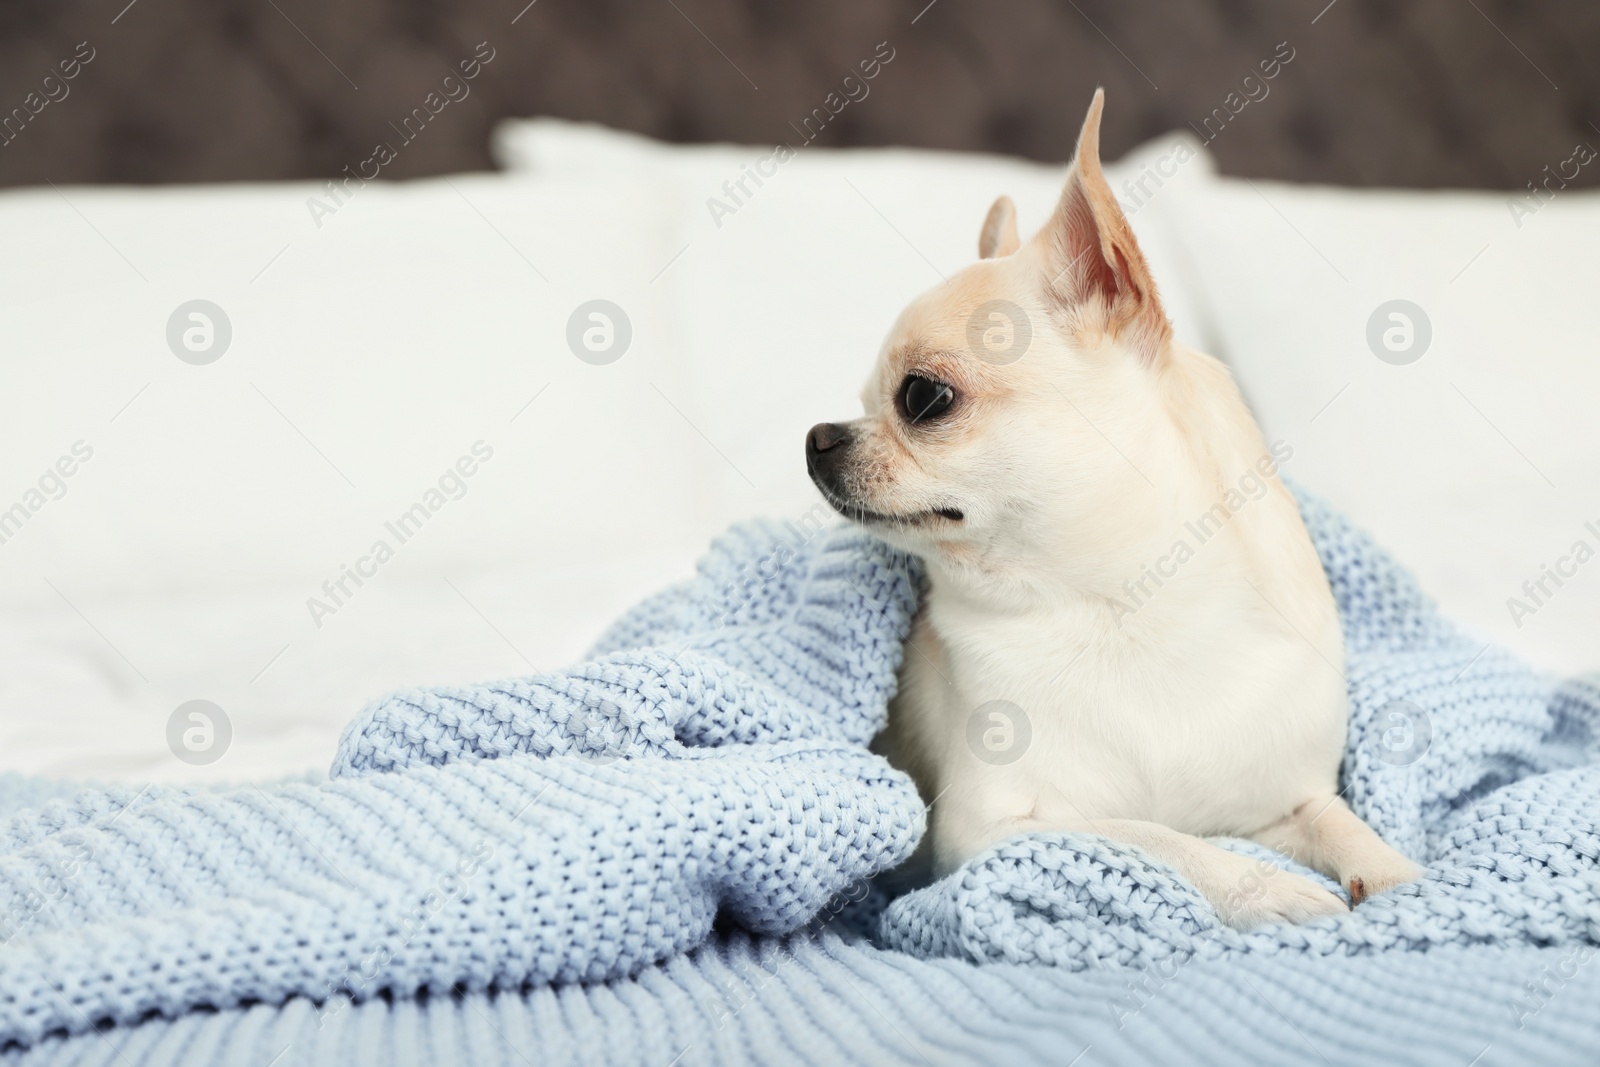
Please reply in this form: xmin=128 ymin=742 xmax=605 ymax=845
xmin=1040 ymin=89 xmax=1170 ymax=358
xmin=978 ymin=195 xmax=1020 ymax=258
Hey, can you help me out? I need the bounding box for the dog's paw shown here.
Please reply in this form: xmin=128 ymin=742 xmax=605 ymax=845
xmin=1346 ymin=856 xmax=1427 ymax=905
xmin=1214 ymin=868 xmax=1349 ymax=930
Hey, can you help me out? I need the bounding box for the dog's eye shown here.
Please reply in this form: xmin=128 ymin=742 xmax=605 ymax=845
xmin=898 ymin=375 xmax=955 ymax=424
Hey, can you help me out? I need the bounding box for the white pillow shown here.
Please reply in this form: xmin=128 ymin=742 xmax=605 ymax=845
xmin=0 ymin=171 xmax=713 ymax=781
xmin=0 ymin=123 xmax=1222 ymax=782
xmin=493 ymin=118 xmax=1220 ymax=528
xmin=1161 ymin=175 xmax=1600 ymax=675
xmin=505 ymin=117 xmax=1600 ymax=676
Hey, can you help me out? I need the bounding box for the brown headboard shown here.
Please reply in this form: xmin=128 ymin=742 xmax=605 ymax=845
xmin=1 ymin=0 xmax=1593 ymax=190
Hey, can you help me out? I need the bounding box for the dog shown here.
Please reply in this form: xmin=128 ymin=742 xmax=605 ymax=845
xmin=805 ymin=90 xmax=1425 ymax=928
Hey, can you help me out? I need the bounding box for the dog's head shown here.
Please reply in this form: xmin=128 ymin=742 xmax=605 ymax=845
xmin=806 ymin=90 xmax=1178 ymax=579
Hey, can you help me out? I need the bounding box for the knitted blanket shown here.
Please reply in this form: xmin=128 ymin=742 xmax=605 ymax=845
xmin=883 ymin=493 xmax=1600 ymax=970
xmin=0 ymin=493 xmax=1597 ymax=1053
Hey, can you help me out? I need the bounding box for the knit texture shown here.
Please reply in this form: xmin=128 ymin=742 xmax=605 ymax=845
xmin=3 ymin=931 xmax=1598 ymax=1066
xmin=0 ymin=494 xmax=1597 ymax=1062
xmin=0 ymin=520 xmax=923 ymax=1049
xmin=880 ymin=492 xmax=1600 ymax=967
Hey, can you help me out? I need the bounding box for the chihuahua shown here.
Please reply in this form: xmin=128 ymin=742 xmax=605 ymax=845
xmin=805 ymin=90 xmax=1424 ymax=928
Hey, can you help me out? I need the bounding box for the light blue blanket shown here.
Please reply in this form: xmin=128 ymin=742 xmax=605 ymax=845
xmin=1 ymin=492 xmax=1598 ymax=1064
xmin=885 ymin=494 xmax=1600 ymax=970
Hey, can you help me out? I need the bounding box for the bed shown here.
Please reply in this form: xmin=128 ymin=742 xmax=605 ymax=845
xmin=1 ymin=121 xmax=1598 ymax=1064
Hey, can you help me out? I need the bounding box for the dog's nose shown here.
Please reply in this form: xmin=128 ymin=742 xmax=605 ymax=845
xmin=807 ymin=423 xmax=851 ymax=455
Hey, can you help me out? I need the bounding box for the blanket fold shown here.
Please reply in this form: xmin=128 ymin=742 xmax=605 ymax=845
xmin=1 ymin=493 xmax=1598 ymax=1054
xmin=879 ymin=493 xmax=1600 ymax=966
xmin=0 ymin=521 xmax=924 ymax=1047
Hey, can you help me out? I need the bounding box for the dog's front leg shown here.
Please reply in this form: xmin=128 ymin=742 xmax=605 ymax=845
xmin=1249 ymin=795 xmax=1426 ymax=904
xmin=932 ymin=807 xmax=1349 ymax=929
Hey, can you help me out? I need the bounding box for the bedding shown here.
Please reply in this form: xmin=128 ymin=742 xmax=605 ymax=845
xmin=1158 ymin=173 xmax=1600 ymax=678
xmin=4 ymin=118 xmax=1599 ymax=1066
xmin=7 ymin=120 xmax=1596 ymax=789
xmin=2 ymin=491 xmax=1598 ymax=1063
xmin=0 ymin=170 xmax=712 ymax=785
xmin=0 ymin=129 xmax=1213 ymax=787
xmin=4 ymin=935 xmax=1597 ymax=1065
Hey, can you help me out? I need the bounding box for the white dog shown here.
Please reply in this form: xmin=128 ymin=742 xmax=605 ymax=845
xmin=805 ymin=90 xmax=1424 ymax=927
